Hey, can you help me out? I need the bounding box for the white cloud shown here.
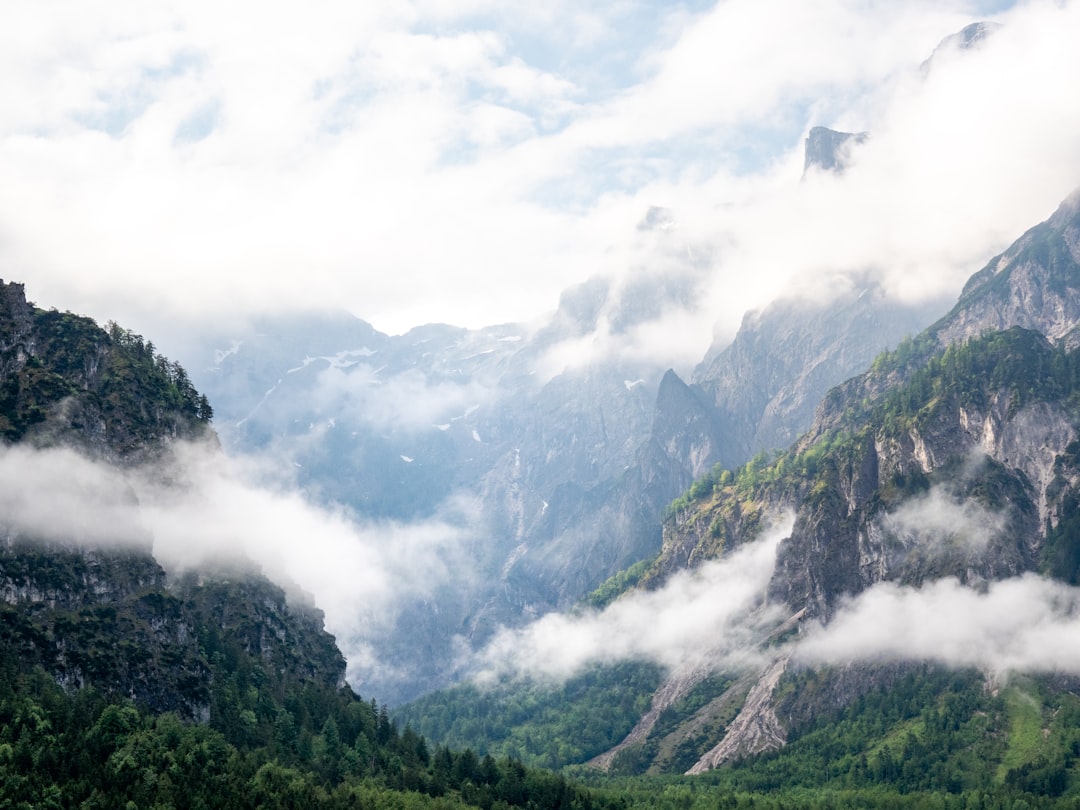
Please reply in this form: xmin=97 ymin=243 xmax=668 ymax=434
xmin=0 ymin=444 xmax=148 ymax=548
xmin=2 ymin=0 xmax=1073 ymax=353
xmin=478 ymin=516 xmax=793 ymax=681
xmin=309 ymin=363 xmax=499 ymax=433
xmin=0 ymin=440 xmax=477 ymax=687
xmin=883 ymin=483 xmax=1006 ymax=555
xmin=796 ymin=575 xmax=1080 ymax=678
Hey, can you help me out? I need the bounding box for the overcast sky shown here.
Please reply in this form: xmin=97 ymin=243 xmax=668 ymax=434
xmin=3 ymin=0 xmax=1079 ymax=346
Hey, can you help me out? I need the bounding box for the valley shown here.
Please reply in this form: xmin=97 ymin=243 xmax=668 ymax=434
xmin=4 ymin=5 xmax=1080 ymax=807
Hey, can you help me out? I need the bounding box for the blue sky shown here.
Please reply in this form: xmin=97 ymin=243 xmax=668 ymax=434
xmin=1 ymin=0 xmax=1076 ymax=357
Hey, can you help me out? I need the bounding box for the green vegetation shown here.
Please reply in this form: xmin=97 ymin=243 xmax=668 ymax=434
xmin=0 ymin=308 xmax=211 ymax=449
xmin=0 ymin=663 xmax=619 ymax=810
xmin=665 ymin=327 xmax=1080 ymax=525
xmin=404 ymin=664 xmax=1080 ymax=807
xmin=576 ymin=669 xmax=1080 ymax=808
xmin=584 ymin=559 xmax=656 ymax=610
xmin=396 ymin=663 xmax=664 ymax=770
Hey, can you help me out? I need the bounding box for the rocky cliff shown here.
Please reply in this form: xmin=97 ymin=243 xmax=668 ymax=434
xmin=0 ymin=282 xmax=346 ymax=720
xmin=802 ymin=126 xmax=869 ymax=176
xmin=590 ymin=186 xmax=1080 ymax=774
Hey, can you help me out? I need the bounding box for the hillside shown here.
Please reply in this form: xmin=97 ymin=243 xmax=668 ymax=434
xmin=396 ymin=185 xmax=1080 ymax=803
xmin=0 ymin=282 xmax=620 ymax=809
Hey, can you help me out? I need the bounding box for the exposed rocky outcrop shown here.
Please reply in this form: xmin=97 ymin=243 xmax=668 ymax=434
xmin=0 ymin=279 xmax=213 ymax=463
xmin=687 ymin=656 xmax=789 ymax=773
xmin=0 ymin=283 xmax=346 ymax=721
xmin=936 ymin=188 xmax=1080 ymax=349
xmin=921 ymin=21 xmax=1002 ymax=72
xmin=802 ymin=126 xmax=869 ymax=176
xmin=632 ymin=185 xmax=1080 ymax=771
xmin=685 ymin=282 xmax=945 ymax=471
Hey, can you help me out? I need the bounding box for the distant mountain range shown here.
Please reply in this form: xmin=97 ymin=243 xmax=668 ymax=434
xmin=180 ymin=124 xmax=953 ymax=702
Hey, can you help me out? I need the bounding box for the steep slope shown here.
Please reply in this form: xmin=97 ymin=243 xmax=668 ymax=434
xmin=180 ymin=130 xmax=956 ymax=704
xmin=811 ymin=187 xmax=1080 ymax=441
xmin=0 ymin=280 xmax=212 ymax=460
xmin=677 ymin=282 xmax=946 ymax=472
xmin=0 ymin=280 xmax=345 ymax=720
xmin=616 ymin=188 xmax=1080 ymax=772
xmin=0 ymin=281 xmax=623 ymax=810
xmin=590 ymin=326 xmax=1080 ymax=775
xmin=802 ymin=126 xmax=869 ymax=176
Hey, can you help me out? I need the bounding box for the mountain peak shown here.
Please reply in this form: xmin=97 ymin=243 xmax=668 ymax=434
xmin=802 ymin=126 xmax=868 ymax=176
xmin=921 ymin=20 xmax=1002 ymax=72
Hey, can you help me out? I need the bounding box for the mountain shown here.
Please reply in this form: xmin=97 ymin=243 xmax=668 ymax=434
xmin=0 ymin=280 xmax=212 ymax=460
xmin=0 ymin=279 xmax=342 ymax=714
xmin=179 ymin=129 xmax=955 ymax=703
xmin=396 ymin=185 xmax=1080 ymax=798
xmin=668 ymin=280 xmax=947 ymax=471
xmin=802 ymin=126 xmax=869 ymax=176
xmin=603 ymin=186 xmax=1080 ymax=772
xmin=0 ymin=280 xmax=621 ymax=810
xmin=921 ymin=20 xmax=1002 ymax=72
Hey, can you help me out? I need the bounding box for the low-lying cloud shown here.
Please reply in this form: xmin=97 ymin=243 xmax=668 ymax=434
xmin=0 ymin=440 xmax=479 ymax=690
xmin=311 ymin=364 xmax=499 ymax=433
xmin=478 ymin=517 xmax=794 ymax=682
xmin=796 ymin=575 xmax=1080 ymax=678
xmin=15 ymin=433 xmax=1080 ymax=697
xmin=882 ymin=483 xmax=1006 ymax=556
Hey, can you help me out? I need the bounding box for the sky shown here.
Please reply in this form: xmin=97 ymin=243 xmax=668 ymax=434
xmin=4 ymin=0 xmax=1080 ymax=353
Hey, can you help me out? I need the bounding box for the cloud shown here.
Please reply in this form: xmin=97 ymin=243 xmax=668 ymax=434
xmin=882 ymin=483 xmax=1006 ymax=556
xmin=795 ymin=574 xmax=1080 ymax=678
xmin=0 ymin=440 xmax=478 ymax=688
xmin=308 ymin=363 xmax=499 ymax=433
xmin=477 ymin=516 xmax=793 ymax=681
xmin=2 ymin=0 xmax=1074 ymax=354
xmin=0 ymin=444 xmax=148 ymax=548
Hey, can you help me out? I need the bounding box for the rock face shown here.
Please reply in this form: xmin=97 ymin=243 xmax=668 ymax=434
xmin=684 ymin=283 xmax=946 ymax=470
xmin=620 ymin=186 xmax=1080 ymax=772
xmin=687 ymin=656 xmax=789 ymax=773
xmin=770 ymin=382 xmax=1059 ymax=621
xmin=935 ymin=188 xmax=1080 ymax=348
xmin=0 ymin=284 xmax=346 ymax=720
xmin=921 ymin=21 xmax=1002 ymax=72
xmin=0 ymin=280 xmax=213 ymax=462
xmin=802 ymin=126 xmax=868 ymax=175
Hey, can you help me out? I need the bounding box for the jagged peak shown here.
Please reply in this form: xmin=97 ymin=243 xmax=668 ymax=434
xmin=802 ymin=126 xmax=869 ymax=177
xmin=921 ymin=20 xmax=1002 ymax=72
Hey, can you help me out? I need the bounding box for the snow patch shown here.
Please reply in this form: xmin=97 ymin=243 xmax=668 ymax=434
xmin=451 ymin=404 xmax=480 ymax=423
xmin=214 ymin=340 xmax=243 ymax=364
xmin=624 ymin=379 xmax=645 ymax=390
xmin=472 ymin=429 xmax=482 ymax=442
xmin=286 ymin=347 xmax=376 ymax=374
xmin=400 ymin=455 xmax=414 ymax=463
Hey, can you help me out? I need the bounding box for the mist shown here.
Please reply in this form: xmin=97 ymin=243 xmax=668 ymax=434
xmin=882 ymin=482 xmax=1007 ymax=556
xmin=5 ymin=1 xmax=1078 ymax=355
xmin=477 ymin=517 xmax=794 ymax=682
xmin=0 ymin=440 xmax=480 ymax=689
xmin=796 ymin=575 xmax=1080 ymax=678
